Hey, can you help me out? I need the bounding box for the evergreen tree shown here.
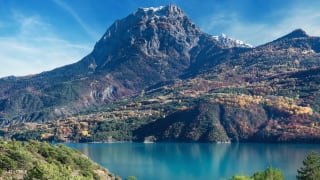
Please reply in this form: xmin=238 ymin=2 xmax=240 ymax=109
xmin=252 ymin=166 xmax=284 ymax=180
xmin=297 ymin=151 xmax=320 ymax=180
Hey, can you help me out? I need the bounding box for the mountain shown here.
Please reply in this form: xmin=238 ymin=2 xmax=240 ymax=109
xmin=1 ymin=5 xmax=320 ymax=143
xmin=0 ymin=4 xmax=220 ymax=124
xmin=212 ymin=33 xmax=253 ymax=48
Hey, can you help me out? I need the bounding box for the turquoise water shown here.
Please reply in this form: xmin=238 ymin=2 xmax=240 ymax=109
xmin=66 ymin=143 xmax=320 ymax=180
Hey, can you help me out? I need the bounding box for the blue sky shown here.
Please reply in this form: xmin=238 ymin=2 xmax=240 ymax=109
xmin=1 ymin=0 xmax=320 ymax=77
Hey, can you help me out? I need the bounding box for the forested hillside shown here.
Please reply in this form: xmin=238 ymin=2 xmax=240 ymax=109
xmin=0 ymin=140 xmax=118 ymax=179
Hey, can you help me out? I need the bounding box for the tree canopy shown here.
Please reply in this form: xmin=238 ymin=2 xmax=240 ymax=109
xmin=297 ymin=151 xmax=320 ymax=180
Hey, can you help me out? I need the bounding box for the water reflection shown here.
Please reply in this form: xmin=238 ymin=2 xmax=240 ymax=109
xmin=67 ymin=143 xmax=320 ymax=180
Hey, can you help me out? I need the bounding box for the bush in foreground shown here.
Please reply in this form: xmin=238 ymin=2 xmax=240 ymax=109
xmin=230 ymin=166 xmax=284 ymax=180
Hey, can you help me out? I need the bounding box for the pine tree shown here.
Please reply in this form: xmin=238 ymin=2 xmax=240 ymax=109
xmin=297 ymin=151 xmax=320 ymax=180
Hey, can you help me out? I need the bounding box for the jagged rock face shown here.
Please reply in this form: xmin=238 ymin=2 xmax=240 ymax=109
xmin=93 ymin=5 xmax=202 ymax=68
xmin=83 ymin=4 xmax=220 ymax=95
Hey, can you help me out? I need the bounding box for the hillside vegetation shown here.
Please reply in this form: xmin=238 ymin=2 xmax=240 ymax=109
xmin=0 ymin=140 xmax=118 ymax=180
xmin=5 ymin=65 xmax=320 ymax=143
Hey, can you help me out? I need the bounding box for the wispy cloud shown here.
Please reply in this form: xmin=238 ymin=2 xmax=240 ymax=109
xmin=278 ymin=7 xmax=320 ymax=37
xmin=0 ymin=12 xmax=91 ymax=77
xmin=199 ymin=3 xmax=320 ymax=46
xmin=201 ymin=13 xmax=267 ymax=46
xmin=52 ymin=0 xmax=99 ymax=40
xmin=0 ymin=21 xmax=5 ymax=28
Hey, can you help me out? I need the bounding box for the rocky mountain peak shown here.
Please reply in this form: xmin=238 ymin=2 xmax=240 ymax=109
xmin=92 ymin=4 xmax=203 ymax=69
xmin=135 ymin=4 xmax=184 ymax=18
xmin=102 ymin=4 xmax=190 ymax=41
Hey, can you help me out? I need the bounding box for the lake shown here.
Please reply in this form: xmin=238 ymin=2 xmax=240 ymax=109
xmin=66 ymin=143 xmax=320 ymax=180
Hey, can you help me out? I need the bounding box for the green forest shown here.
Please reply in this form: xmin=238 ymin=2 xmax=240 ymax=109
xmin=0 ymin=139 xmax=118 ymax=180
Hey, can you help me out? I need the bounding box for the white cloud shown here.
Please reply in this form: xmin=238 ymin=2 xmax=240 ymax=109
xmin=0 ymin=13 xmax=92 ymax=77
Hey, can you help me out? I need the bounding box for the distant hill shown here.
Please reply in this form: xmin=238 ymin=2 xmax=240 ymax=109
xmin=1 ymin=5 xmax=320 ymax=143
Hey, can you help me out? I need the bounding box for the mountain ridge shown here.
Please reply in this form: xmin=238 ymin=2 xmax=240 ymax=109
xmin=1 ymin=5 xmax=320 ymax=143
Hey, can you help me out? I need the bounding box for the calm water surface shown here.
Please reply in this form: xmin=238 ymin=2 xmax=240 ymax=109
xmin=66 ymin=143 xmax=320 ymax=180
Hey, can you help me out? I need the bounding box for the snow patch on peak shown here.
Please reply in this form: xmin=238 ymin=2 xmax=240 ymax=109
xmin=213 ymin=34 xmax=253 ymax=48
xmin=142 ymin=6 xmax=165 ymax=12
